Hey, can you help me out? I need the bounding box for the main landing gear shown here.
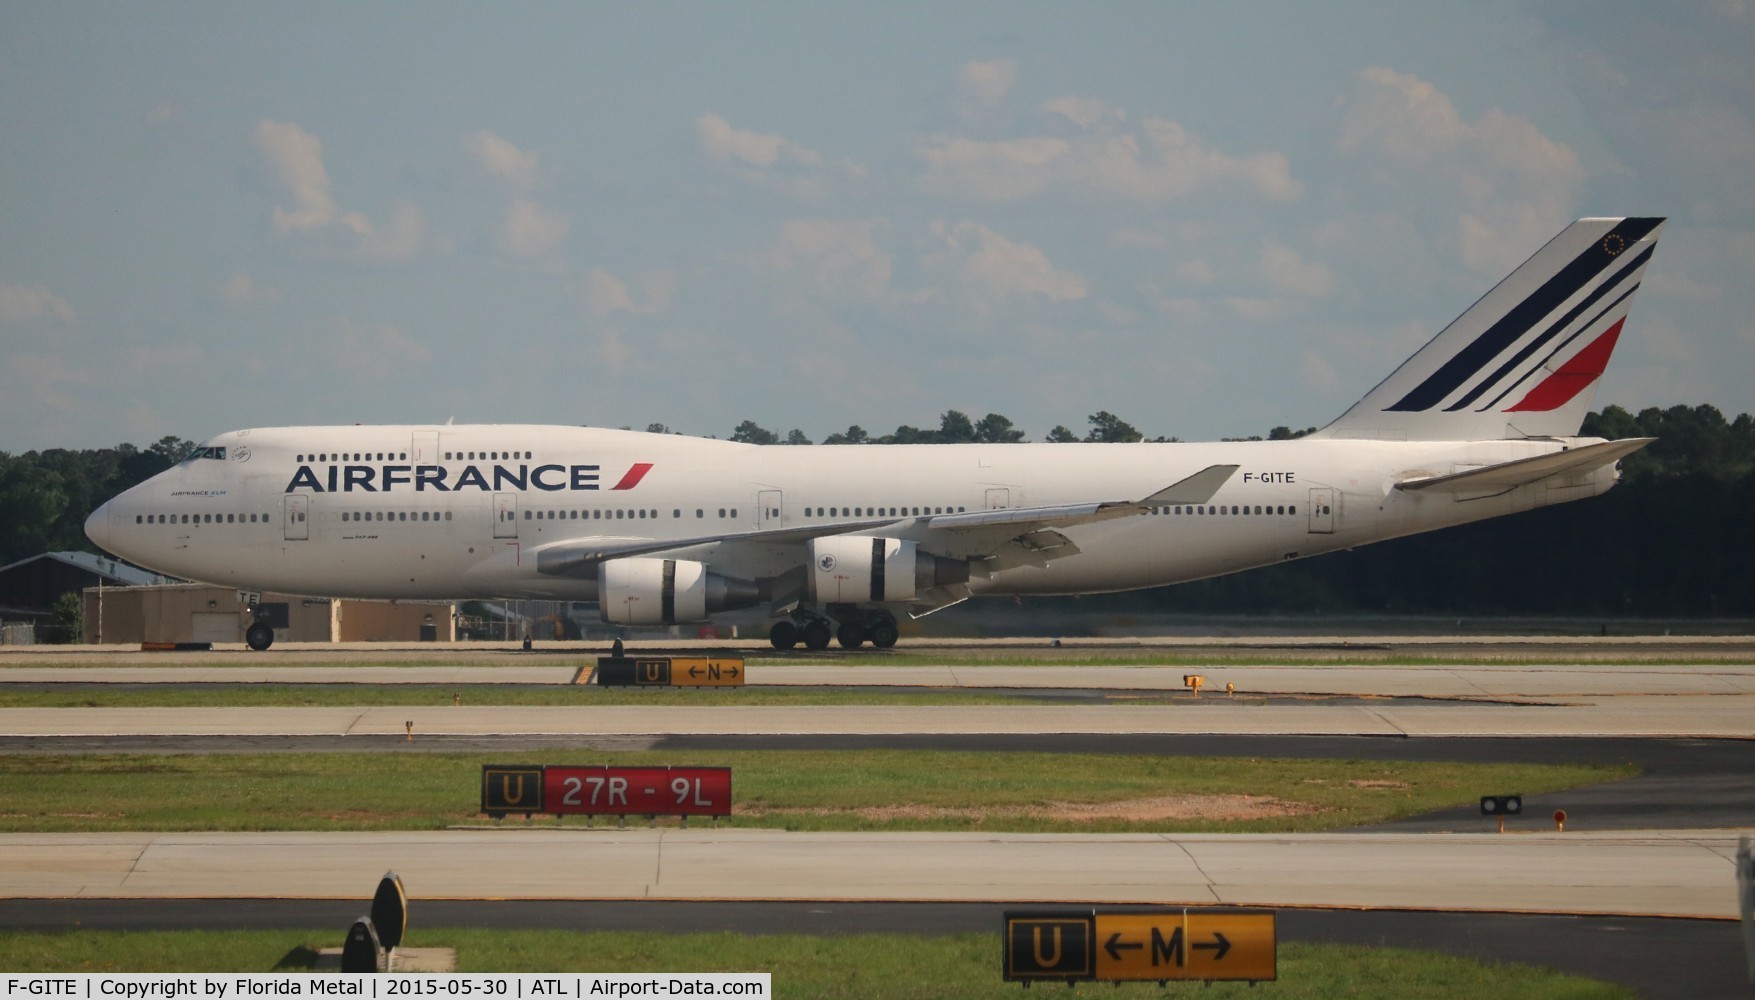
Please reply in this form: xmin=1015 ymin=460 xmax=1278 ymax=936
xmin=769 ymin=608 xmax=900 ymax=651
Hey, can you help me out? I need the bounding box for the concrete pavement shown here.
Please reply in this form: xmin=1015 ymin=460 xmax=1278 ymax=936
xmin=0 ymin=827 xmax=1743 ymax=919
xmin=2 ymin=695 xmax=1752 ymax=738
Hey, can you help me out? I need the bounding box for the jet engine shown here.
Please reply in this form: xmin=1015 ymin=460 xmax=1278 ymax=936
xmin=805 ymin=537 xmax=969 ymax=604
xmin=597 ymin=557 xmax=760 ymax=625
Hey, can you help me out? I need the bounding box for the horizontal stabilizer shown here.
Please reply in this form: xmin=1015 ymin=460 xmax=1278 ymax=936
xmin=1395 ymin=438 xmax=1653 ymax=493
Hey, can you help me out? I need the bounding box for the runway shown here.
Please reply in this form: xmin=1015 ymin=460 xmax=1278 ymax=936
xmin=3 ymin=640 xmax=1753 ymax=994
xmin=1 ymin=827 xmax=1741 ymax=918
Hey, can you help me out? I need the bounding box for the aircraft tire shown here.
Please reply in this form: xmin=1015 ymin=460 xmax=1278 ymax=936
xmin=769 ymin=621 xmax=799 ymax=650
xmin=801 ymin=619 xmax=832 ymax=651
xmin=868 ymin=617 xmax=899 ymax=649
xmin=836 ymin=622 xmax=866 ymax=649
xmin=245 ymin=624 xmax=274 ymax=651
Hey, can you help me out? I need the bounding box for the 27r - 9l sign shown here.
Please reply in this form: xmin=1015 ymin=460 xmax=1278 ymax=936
xmin=545 ymin=766 xmax=730 ymax=817
xmin=479 ymin=764 xmax=732 ymax=819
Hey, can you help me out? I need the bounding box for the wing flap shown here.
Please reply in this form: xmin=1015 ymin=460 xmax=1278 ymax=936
xmin=1394 ymin=437 xmax=1652 ymax=493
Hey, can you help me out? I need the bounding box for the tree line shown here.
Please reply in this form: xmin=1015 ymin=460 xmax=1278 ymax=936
xmin=3 ymin=404 xmax=1751 ymax=617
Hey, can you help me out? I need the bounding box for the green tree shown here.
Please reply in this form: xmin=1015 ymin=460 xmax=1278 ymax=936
xmin=48 ymin=591 xmax=83 ymax=644
xmin=1044 ymin=425 xmax=1081 ymax=443
xmin=937 ymin=410 xmax=977 ymax=443
xmin=882 ymin=425 xmax=936 ymax=444
xmin=1269 ymin=426 xmax=1316 ymax=440
xmin=0 ymin=453 xmax=69 ymax=563
xmin=784 ymin=429 xmax=812 ymax=445
xmin=822 ymin=425 xmax=869 ymax=445
xmin=1085 ymin=411 xmax=1143 ymax=443
xmin=730 ymin=420 xmax=779 ymax=445
xmin=974 ymin=413 xmax=1025 ymax=443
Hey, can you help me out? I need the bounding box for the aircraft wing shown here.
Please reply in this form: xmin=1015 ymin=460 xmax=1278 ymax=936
xmin=911 ymin=465 xmax=1238 ymax=570
xmin=534 ymin=464 xmax=1240 ymax=584
xmin=1394 ymin=438 xmax=1652 ymax=493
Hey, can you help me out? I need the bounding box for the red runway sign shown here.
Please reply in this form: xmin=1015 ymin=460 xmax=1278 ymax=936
xmin=480 ymin=764 xmax=731 ymax=818
xmin=544 ymin=766 xmax=731 ymax=817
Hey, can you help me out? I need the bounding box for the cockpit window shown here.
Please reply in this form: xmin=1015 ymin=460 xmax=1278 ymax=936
xmin=182 ymin=446 xmax=227 ymax=462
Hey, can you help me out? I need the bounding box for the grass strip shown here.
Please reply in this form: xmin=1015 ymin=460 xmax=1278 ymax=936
xmin=0 ymin=929 xmax=1633 ymax=998
xmin=0 ymin=750 xmax=1631 ymax=834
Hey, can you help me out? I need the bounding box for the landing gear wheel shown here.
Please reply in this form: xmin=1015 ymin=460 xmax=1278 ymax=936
xmin=801 ymin=619 xmax=832 ymax=651
xmin=769 ymin=621 xmax=799 ymax=650
xmin=868 ymin=617 xmax=899 ymax=649
xmin=836 ymin=622 xmax=866 ymax=649
xmin=245 ymin=623 xmax=274 ymax=651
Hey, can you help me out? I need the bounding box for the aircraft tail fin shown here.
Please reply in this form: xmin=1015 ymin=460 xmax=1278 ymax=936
xmin=1311 ymin=217 xmax=1665 ymax=442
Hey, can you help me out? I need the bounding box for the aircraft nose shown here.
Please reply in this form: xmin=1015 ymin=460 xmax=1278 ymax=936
xmin=84 ymin=502 xmax=112 ymax=552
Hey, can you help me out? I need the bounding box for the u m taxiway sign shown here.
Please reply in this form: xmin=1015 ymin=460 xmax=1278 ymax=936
xmin=1004 ymin=908 xmax=1275 ymax=984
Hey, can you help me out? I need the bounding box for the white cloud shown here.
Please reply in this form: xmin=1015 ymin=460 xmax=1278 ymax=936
xmin=334 ymin=320 xmax=431 ymax=380
xmin=464 ymin=130 xmax=541 ymax=190
xmin=1258 ymin=241 xmax=1333 ymax=297
xmin=956 ymin=59 xmax=1018 ymax=114
xmin=498 ymin=198 xmax=568 ymax=260
xmin=917 ymin=98 xmax=1299 ymax=203
xmin=222 ymin=272 xmax=280 ymax=306
xmin=770 ymin=218 xmax=894 ymax=300
xmin=698 ymin=112 xmax=823 ymax=170
xmin=252 ymin=119 xmax=433 ymax=262
xmin=695 ymin=113 xmax=863 ymax=199
xmin=254 ymin=120 xmax=337 ymax=234
xmin=584 ymin=268 xmax=675 ymax=320
xmin=1336 ymin=67 xmax=1585 ymax=274
xmin=0 ymin=283 xmax=75 ymax=324
xmin=1174 ymin=259 xmax=1216 ymax=287
xmin=1042 ymin=96 xmax=1124 ymax=129
xmin=926 ymin=219 xmax=1087 ymax=313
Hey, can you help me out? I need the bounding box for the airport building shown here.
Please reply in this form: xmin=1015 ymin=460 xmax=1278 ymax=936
xmin=80 ymin=584 xmax=456 ymax=645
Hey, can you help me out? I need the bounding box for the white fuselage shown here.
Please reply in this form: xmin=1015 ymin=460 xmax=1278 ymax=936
xmin=85 ymin=424 xmax=1618 ymax=606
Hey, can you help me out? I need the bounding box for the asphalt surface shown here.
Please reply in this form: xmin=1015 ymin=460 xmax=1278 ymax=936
xmin=0 ymin=899 xmax=1745 ymax=999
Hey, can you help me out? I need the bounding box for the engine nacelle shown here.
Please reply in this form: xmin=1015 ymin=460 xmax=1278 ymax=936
xmin=597 ymin=557 xmax=760 ymax=625
xmin=806 ymin=537 xmax=969 ymax=604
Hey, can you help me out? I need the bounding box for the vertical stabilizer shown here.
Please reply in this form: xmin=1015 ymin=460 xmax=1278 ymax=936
xmin=1313 ymin=217 xmax=1665 ymax=441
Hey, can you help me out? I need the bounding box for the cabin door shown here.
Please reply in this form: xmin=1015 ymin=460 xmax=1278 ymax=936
xmin=1307 ymin=488 xmax=1335 ymax=534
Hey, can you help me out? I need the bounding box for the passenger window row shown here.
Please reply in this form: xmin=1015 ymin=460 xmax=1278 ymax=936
xmin=1153 ymin=504 xmax=1299 ymax=516
xmin=342 ymin=511 xmax=454 ymax=522
xmin=135 ymin=512 xmax=270 ymax=524
xmin=446 ymin=450 xmax=533 ymax=461
xmin=296 ymin=452 xmax=408 ymax=462
xmin=523 ymin=508 xmax=741 ymax=521
xmin=805 ymin=505 xmax=966 ymax=518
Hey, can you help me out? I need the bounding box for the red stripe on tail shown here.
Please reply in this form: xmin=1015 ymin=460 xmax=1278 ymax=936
xmin=1506 ymin=318 xmax=1625 ymax=413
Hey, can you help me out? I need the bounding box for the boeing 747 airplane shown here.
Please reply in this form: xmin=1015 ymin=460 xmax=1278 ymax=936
xmin=85 ymin=217 xmax=1665 ymax=650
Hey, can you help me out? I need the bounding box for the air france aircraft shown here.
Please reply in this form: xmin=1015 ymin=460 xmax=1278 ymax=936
xmin=86 ymin=217 xmax=1665 ymax=651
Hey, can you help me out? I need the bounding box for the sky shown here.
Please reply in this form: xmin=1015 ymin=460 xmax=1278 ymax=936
xmin=2 ymin=1 xmax=1752 ymax=451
